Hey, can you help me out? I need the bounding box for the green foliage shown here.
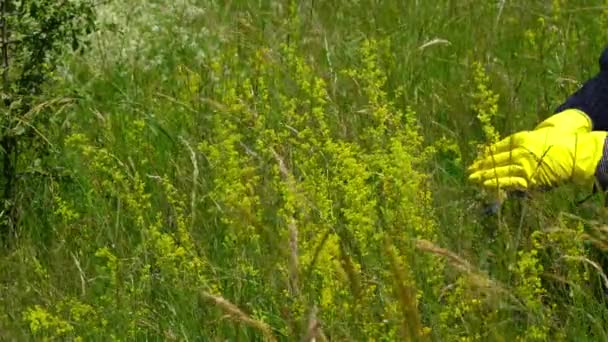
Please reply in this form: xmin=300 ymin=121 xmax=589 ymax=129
xmin=0 ymin=0 xmax=95 ymax=234
xmin=1 ymin=0 xmax=608 ymax=341
xmin=8 ymin=0 xmax=95 ymax=95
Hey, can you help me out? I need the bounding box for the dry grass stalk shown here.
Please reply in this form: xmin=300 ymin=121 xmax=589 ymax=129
xmin=415 ymin=239 xmax=528 ymax=315
xmin=301 ymin=306 xmax=328 ymax=342
xmin=595 ymin=225 xmax=608 ymax=236
xmin=201 ymin=291 xmax=276 ymax=342
xmin=415 ymin=239 xmax=502 ymax=291
xmin=384 ymin=238 xmax=425 ymax=342
xmin=581 ymin=232 xmax=608 ymax=251
xmin=338 ymin=243 xmax=361 ymax=298
xmin=180 ymin=136 xmax=199 ymax=228
xmin=561 ymin=255 xmax=608 ymax=289
xmin=415 ymin=239 xmax=474 ymax=272
xmin=288 ymin=218 xmax=300 ymax=294
xmin=270 ymin=147 xmax=300 ymax=296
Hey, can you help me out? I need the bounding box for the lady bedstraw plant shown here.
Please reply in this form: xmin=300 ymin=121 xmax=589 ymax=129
xmin=0 ymin=0 xmax=95 ymax=237
xmin=471 ymin=61 xmax=500 ymax=145
xmin=190 ymin=28 xmax=448 ymax=339
xmin=513 ymin=231 xmax=550 ymax=341
xmin=22 ymin=128 xmax=211 ymax=339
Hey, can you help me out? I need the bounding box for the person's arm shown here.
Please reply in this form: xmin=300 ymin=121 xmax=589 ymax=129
xmin=553 ymin=47 xmax=608 ymax=131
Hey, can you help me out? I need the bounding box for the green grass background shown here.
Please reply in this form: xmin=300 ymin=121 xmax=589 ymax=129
xmin=3 ymin=0 xmax=608 ymax=340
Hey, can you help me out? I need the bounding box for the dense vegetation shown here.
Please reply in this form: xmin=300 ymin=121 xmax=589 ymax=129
xmin=3 ymin=0 xmax=608 ymax=340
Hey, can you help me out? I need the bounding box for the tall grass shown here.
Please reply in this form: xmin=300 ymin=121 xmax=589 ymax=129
xmin=2 ymin=0 xmax=608 ymax=340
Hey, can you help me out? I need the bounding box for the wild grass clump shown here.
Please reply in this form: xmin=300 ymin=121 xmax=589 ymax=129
xmin=2 ymin=0 xmax=608 ymax=340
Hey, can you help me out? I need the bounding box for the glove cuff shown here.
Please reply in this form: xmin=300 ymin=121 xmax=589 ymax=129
xmin=595 ymin=136 xmax=608 ymax=191
xmin=535 ymin=108 xmax=593 ymax=133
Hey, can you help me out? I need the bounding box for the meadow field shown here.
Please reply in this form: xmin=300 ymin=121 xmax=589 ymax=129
xmin=3 ymin=0 xmax=608 ymax=340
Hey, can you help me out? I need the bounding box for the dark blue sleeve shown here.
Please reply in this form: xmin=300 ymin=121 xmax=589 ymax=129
xmin=554 ymin=47 xmax=608 ymax=131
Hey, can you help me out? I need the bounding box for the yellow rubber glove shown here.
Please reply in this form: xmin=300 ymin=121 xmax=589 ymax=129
xmin=468 ymin=110 xmax=607 ymax=191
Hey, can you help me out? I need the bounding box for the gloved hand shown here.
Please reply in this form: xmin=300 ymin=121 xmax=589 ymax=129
xmin=468 ymin=109 xmax=608 ymax=191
